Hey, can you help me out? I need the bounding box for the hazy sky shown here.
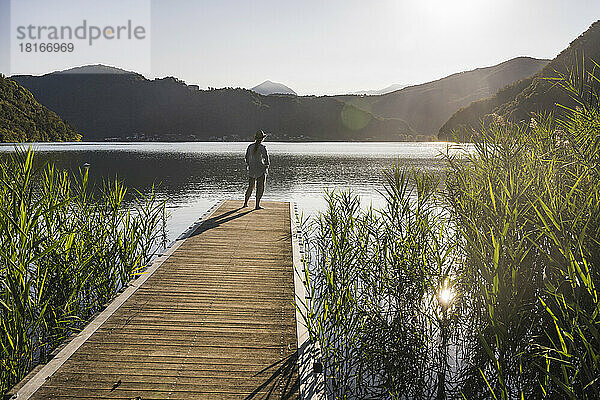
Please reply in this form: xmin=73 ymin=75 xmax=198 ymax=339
xmin=1 ymin=0 xmax=599 ymax=95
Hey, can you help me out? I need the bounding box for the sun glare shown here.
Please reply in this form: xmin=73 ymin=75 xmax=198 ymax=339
xmin=437 ymin=280 xmax=455 ymax=309
xmin=417 ymin=0 xmax=485 ymax=27
xmin=438 ymin=287 xmax=453 ymax=305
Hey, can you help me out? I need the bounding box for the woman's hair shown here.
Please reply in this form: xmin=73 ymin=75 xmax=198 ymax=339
xmin=253 ymin=140 xmax=261 ymax=153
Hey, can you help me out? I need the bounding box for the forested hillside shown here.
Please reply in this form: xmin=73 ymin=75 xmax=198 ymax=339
xmin=0 ymin=74 xmax=80 ymax=142
xmin=440 ymin=20 xmax=600 ymax=140
xmin=12 ymin=69 xmax=413 ymax=142
xmin=336 ymin=57 xmax=549 ymax=137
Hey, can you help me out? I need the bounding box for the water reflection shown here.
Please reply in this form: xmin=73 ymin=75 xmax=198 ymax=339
xmin=0 ymin=142 xmax=463 ymax=241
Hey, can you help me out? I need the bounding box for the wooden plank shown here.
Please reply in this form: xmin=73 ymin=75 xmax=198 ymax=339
xmin=13 ymin=200 xmax=299 ymax=400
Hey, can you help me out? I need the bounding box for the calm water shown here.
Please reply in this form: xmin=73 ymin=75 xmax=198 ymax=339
xmin=0 ymin=142 xmax=463 ymax=242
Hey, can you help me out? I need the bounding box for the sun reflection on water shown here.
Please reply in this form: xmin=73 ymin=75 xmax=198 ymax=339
xmin=437 ymin=279 xmax=455 ymax=309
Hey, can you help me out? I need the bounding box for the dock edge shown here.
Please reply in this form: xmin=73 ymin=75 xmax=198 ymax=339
xmin=290 ymin=202 xmax=326 ymax=400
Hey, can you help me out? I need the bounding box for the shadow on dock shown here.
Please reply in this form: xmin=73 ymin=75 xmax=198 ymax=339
xmin=190 ymin=207 xmax=251 ymax=237
xmin=246 ymin=351 xmax=299 ymax=400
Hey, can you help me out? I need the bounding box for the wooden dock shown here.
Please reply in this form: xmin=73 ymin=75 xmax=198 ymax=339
xmin=11 ymin=200 xmax=321 ymax=400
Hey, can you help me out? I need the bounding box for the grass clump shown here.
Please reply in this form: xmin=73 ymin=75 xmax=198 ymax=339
xmin=302 ymin=66 xmax=600 ymax=399
xmin=0 ymin=149 xmax=166 ymax=395
xmin=302 ymin=171 xmax=460 ymax=398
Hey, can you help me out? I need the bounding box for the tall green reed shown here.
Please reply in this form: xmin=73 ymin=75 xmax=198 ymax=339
xmin=446 ymin=63 xmax=600 ymax=400
xmin=301 ymin=64 xmax=600 ymax=399
xmin=0 ymin=149 xmax=166 ymax=395
xmin=302 ymin=168 xmax=459 ymax=399
xmin=531 ymin=62 xmax=600 ymax=399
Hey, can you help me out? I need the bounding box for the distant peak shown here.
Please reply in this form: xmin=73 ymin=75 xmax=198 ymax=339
xmin=251 ymin=80 xmax=296 ymax=96
xmin=353 ymin=83 xmax=410 ymax=96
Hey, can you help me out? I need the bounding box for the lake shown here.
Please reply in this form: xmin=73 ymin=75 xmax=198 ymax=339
xmin=0 ymin=142 xmax=463 ymax=242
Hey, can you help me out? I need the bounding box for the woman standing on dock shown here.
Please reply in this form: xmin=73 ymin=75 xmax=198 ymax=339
xmin=243 ymin=130 xmax=270 ymax=209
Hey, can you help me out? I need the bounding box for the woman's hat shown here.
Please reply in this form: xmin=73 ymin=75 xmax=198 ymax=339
xmin=254 ymin=129 xmax=267 ymax=140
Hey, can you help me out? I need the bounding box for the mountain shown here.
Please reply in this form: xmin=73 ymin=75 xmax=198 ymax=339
xmin=0 ymin=73 xmax=80 ymax=142
xmin=335 ymin=57 xmax=550 ymax=137
xmin=440 ymin=21 xmax=600 ymax=140
xmin=353 ymin=84 xmax=409 ymax=96
xmin=251 ymin=80 xmax=297 ymax=96
xmin=11 ymin=70 xmax=413 ymax=142
xmin=8 ymin=55 xmax=550 ymax=143
xmin=53 ymin=64 xmax=136 ymax=75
